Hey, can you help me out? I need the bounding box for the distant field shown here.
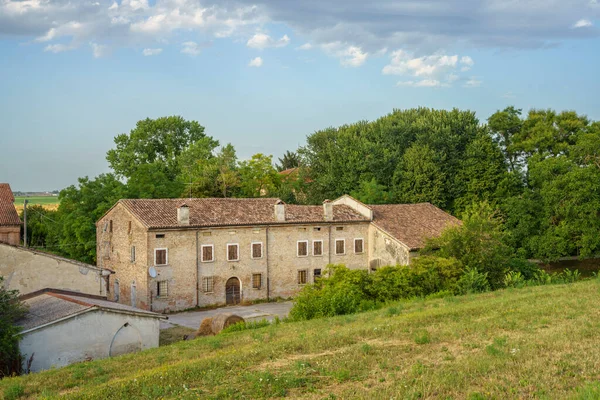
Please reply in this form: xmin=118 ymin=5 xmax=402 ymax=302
xmin=13 ymin=196 xmax=60 ymax=213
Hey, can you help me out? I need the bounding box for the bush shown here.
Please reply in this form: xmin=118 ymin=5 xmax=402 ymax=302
xmin=456 ymin=267 xmax=491 ymax=295
xmin=290 ymin=258 xmax=463 ymax=321
xmin=1 ymin=277 xmax=28 ymax=378
xmin=507 ymin=258 xmax=541 ymax=280
xmin=504 ymin=271 xmax=526 ymax=288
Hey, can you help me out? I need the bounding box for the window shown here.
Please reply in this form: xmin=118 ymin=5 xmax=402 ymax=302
xmin=156 ymin=234 xmax=165 ymax=239
xmin=128 ymin=221 xmax=132 ymax=234
xmin=102 ymin=241 xmax=110 ymax=258
xmin=313 ymin=240 xmax=323 ymax=256
xmin=130 ymin=246 xmax=136 ymax=262
xmin=201 ymin=245 xmax=214 ymax=262
xmin=335 ymin=239 xmax=345 ymax=255
xmin=156 ymin=281 xmax=168 ymax=298
xmin=202 ymin=231 xmax=212 ymax=237
xmin=109 ymin=220 xmax=113 ymax=233
xmin=251 ymin=242 xmax=263 ymax=259
xmin=313 ymin=227 xmax=321 ymax=231
xmin=155 ymin=248 xmax=168 ymax=265
xmin=297 ymin=270 xmax=308 ymax=284
xmin=354 ymin=238 xmax=364 ymax=254
xmin=336 ymin=226 xmax=344 ymax=231
xmin=202 ymin=276 xmax=214 ymax=293
xmin=314 ymin=269 xmax=322 ymax=279
xmin=252 ymin=273 xmax=262 ymax=289
xmin=297 ymin=240 xmax=309 ymax=257
xmin=227 ymin=244 xmax=239 ymax=261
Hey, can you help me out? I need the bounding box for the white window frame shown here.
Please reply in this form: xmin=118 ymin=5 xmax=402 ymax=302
xmin=354 ymin=238 xmax=365 ymax=254
xmin=312 ymin=240 xmax=324 ymax=256
xmin=227 ymin=243 xmax=240 ymax=262
xmin=297 ymin=240 xmax=309 ymax=257
xmin=251 ymin=242 xmax=264 ymax=259
xmin=335 ymin=239 xmax=346 ymax=255
xmin=201 ymin=244 xmax=215 ymax=263
xmin=154 ymin=248 xmax=168 ymax=266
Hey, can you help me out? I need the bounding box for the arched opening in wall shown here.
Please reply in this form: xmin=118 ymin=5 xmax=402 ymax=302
xmin=225 ymin=277 xmax=241 ymax=305
xmin=114 ymin=280 xmax=120 ymax=302
xmin=109 ymin=322 xmax=142 ymax=357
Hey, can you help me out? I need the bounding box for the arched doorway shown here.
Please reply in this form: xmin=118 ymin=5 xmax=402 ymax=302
xmin=225 ymin=277 xmax=241 ymax=305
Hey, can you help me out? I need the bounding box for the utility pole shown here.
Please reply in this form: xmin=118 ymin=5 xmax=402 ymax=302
xmin=23 ymin=199 xmax=28 ymax=247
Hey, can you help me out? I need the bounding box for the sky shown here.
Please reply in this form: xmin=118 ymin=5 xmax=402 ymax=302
xmin=0 ymin=0 xmax=599 ymax=192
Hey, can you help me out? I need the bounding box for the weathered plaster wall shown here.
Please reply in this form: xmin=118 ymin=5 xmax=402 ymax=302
xmin=0 ymin=243 xmax=106 ymax=296
xmin=97 ymin=204 xmax=148 ymax=309
xmin=19 ymin=310 xmax=159 ymax=373
xmin=0 ymin=226 xmax=20 ymax=246
xmin=368 ymin=225 xmax=411 ymax=268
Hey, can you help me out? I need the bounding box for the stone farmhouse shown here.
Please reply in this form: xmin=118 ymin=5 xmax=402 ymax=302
xmin=97 ymin=195 xmax=459 ymax=312
xmin=0 ymin=183 xmax=21 ymax=246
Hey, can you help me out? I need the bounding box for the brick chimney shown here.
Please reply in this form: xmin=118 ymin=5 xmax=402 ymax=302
xmin=274 ymin=200 xmax=285 ymax=222
xmin=177 ymin=203 xmax=190 ymax=226
xmin=323 ymin=199 xmax=333 ymax=221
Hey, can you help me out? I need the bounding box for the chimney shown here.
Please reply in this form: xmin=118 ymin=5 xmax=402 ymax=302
xmin=177 ymin=203 xmax=190 ymax=226
xmin=323 ymin=199 xmax=333 ymax=221
xmin=274 ymin=200 xmax=285 ymax=222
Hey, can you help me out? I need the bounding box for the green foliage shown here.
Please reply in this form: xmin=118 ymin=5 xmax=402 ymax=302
xmin=290 ymin=258 xmax=463 ymax=321
xmin=276 ymin=150 xmax=300 ymax=171
xmin=0 ymin=277 xmax=28 ymax=378
xmin=423 ymin=202 xmax=512 ymax=289
xmin=456 ymin=267 xmax=490 ymax=295
xmin=503 ymin=271 xmax=526 ymax=288
xmin=238 ymin=153 xmax=280 ymax=197
xmin=220 ymin=319 xmax=271 ymax=334
xmin=20 ymin=205 xmax=54 ymax=248
xmin=350 ymin=178 xmax=390 ymax=205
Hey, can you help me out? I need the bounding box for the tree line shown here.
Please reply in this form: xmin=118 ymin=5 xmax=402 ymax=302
xmin=23 ymin=108 xmax=600 ymax=264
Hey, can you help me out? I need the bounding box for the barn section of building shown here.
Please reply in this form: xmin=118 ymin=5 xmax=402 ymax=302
xmin=0 ymin=183 xmax=21 ymax=246
xmin=0 ymin=243 xmax=113 ymax=297
xmin=17 ymin=289 xmax=165 ymax=373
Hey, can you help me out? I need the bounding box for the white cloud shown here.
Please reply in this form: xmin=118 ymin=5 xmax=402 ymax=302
xmin=322 ymin=42 xmax=368 ymax=67
xmin=297 ymin=42 xmax=312 ymax=50
xmin=90 ymin=42 xmax=109 ymax=58
xmin=181 ymin=41 xmax=201 ymax=56
xmin=573 ymin=19 xmax=593 ymax=28
xmin=464 ymin=77 xmax=482 ymax=88
xmin=397 ymin=79 xmax=443 ymax=88
xmin=383 ymin=50 xmax=474 ymax=87
xmin=43 ymin=44 xmax=73 ymax=53
xmin=142 ymin=48 xmax=163 ymax=56
xmin=247 ymin=33 xmax=290 ymax=49
xmin=248 ymin=56 xmax=263 ymax=67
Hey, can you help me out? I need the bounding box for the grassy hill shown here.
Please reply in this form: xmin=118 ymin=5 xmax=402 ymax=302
xmin=3 ymin=280 xmax=600 ymax=399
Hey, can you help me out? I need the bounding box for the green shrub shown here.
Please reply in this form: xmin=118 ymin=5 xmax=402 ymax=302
xmin=508 ymin=258 xmax=541 ymax=280
xmin=1 ymin=277 xmax=28 ymax=378
xmin=561 ymin=269 xmax=581 ymax=283
xmin=504 ymin=271 xmax=526 ymax=288
xmin=456 ymin=267 xmax=491 ymax=295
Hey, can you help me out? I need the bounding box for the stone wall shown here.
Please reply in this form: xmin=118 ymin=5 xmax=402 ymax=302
xmin=0 ymin=225 xmax=20 ymax=246
xmin=97 ymin=204 xmax=148 ymax=309
xmin=0 ymin=243 xmax=107 ymax=296
xmin=368 ymin=224 xmax=411 ymax=268
xmin=19 ymin=309 xmax=159 ymax=372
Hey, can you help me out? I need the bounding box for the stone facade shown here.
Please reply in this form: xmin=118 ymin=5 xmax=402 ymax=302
xmin=0 ymin=243 xmax=110 ymax=296
xmin=0 ymin=226 xmax=20 ymax=246
xmin=97 ymin=196 xmax=458 ymax=312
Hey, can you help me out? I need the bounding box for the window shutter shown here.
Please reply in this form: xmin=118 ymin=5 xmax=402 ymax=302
xmin=336 ymin=240 xmax=345 ymax=255
xmin=156 ymin=249 xmax=167 ymax=265
xmin=202 ymin=246 xmax=213 ymax=262
xmin=252 ymin=273 xmax=262 ymax=289
xmin=228 ymin=244 xmax=238 ymax=261
xmin=252 ymin=243 xmax=262 ymax=258
xmin=298 ymin=241 xmax=308 ymax=256
xmin=354 ymin=239 xmax=364 ymax=253
xmin=313 ymin=241 xmax=322 ymax=256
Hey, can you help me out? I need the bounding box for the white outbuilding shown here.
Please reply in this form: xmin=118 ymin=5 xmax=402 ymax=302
xmin=18 ymin=289 xmax=165 ymax=373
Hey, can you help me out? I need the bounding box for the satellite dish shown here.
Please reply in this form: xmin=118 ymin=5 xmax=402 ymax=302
xmin=148 ymin=266 xmax=157 ymax=278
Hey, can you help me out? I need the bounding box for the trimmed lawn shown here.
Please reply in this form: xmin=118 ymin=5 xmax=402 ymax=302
xmin=2 ymin=280 xmax=600 ymax=399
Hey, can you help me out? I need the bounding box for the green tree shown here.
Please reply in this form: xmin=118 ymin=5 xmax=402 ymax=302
xmin=350 ymin=177 xmax=390 ymax=204
xmin=488 ymin=106 xmax=523 ymax=171
xmin=0 ymin=277 xmax=28 ymax=378
xmin=20 ymin=205 xmax=55 ymax=248
xmin=215 ymin=144 xmax=240 ymax=198
xmin=276 ymin=150 xmax=300 ymax=171
xmin=106 ymin=116 xmax=218 ymax=197
xmin=238 ymin=153 xmax=279 ymax=197
xmin=54 ymin=174 xmax=127 ymax=263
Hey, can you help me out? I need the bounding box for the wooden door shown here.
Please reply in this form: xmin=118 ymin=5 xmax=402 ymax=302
xmin=225 ymin=277 xmax=241 ymax=305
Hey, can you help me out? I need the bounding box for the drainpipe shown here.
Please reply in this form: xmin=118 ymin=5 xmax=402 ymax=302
xmin=328 ymin=225 xmax=332 ymax=266
xmin=196 ymin=230 xmax=200 ymax=307
xmin=266 ymin=226 xmax=270 ymax=301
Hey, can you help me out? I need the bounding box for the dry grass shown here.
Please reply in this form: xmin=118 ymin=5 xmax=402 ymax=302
xmin=2 ymin=280 xmax=600 ymax=399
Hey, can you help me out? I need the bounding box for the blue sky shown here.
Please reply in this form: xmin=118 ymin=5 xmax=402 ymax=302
xmin=1 ymin=0 xmax=599 ymax=192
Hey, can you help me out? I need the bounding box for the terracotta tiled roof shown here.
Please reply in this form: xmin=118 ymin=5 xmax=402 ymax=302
xmin=0 ymin=183 xmax=20 ymax=226
xmin=118 ymin=198 xmax=369 ymax=229
xmin=371 ymin=203 xmax=460 ymax=250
